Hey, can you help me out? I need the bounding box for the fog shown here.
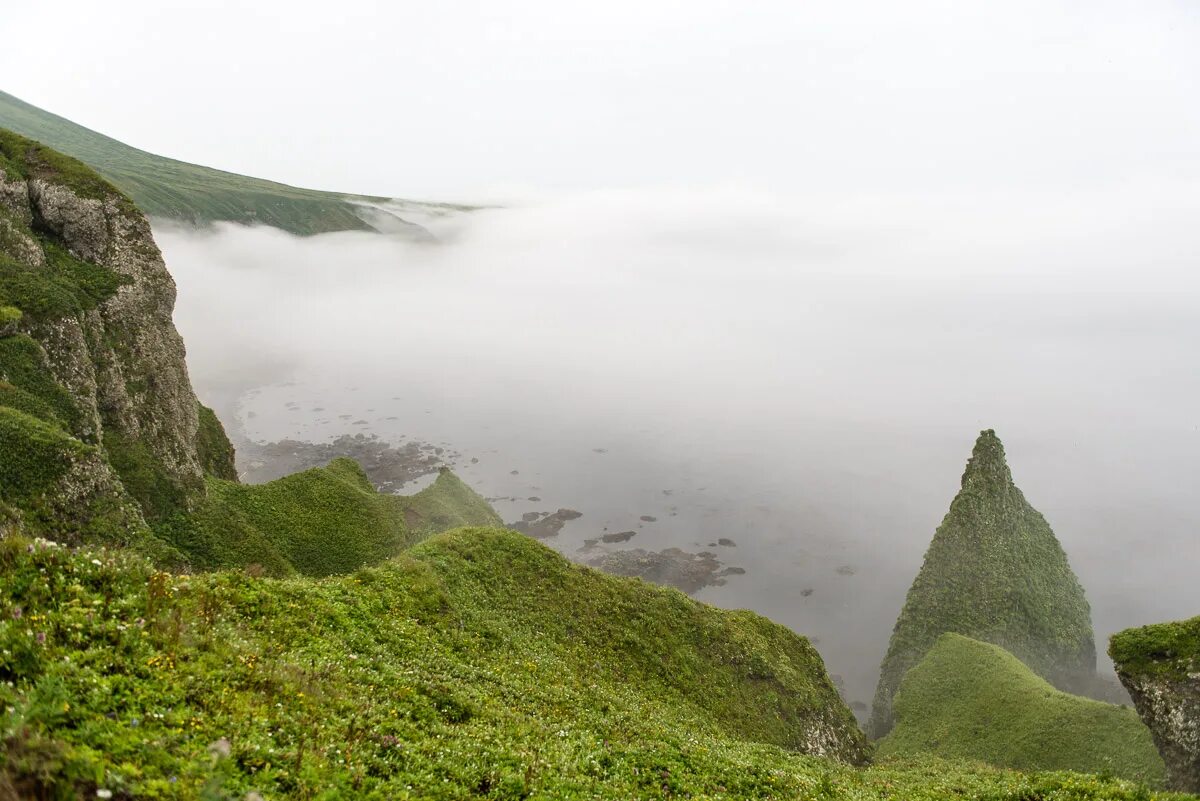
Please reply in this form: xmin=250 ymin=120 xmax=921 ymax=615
xmin=158 ymin=181 xmax=1200 ymax=710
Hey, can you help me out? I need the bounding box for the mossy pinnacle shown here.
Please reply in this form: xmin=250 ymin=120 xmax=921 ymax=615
xmin=868 ymin=429 xmax=1097 ymax=739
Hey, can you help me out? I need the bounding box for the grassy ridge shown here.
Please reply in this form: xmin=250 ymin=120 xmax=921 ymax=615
xmin=0 ymin=92 xmax=455 ymax=236
xmin=163 ymin=461 xmax=501 ymax=577
xmin=3 ymin=531 xmax=1188 ymax=800
xmin=880 ymin=634 xmax=1165 ymax=785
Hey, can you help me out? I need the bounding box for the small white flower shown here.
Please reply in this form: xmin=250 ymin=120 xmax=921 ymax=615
xmin=91 ymin=559 xmax=102 ymax=566
xmin=96 ymin=790 xmax=113 ymax=800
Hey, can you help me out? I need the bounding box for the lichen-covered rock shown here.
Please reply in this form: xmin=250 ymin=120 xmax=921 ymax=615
xmin=1111 ymin=616 xmax=1200 ymax=792
xmin=868 ymin=430 xmax=1096 ymax=738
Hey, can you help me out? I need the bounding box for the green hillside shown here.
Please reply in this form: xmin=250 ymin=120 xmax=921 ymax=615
xmin=169 ymin=462 xmax=503 ymax=577
xmin=3 ymin=529 xmax=1190 ymax=801
xmin=870 ymin=430 xmax=1097 ymax=737
xmin=0 ymin=90 xmax=455 ymax=236
xmin=879 ymin=634 xmax=1166 ymax=785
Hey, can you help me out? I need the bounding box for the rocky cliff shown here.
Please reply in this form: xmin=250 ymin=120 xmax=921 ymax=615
xmin=1110 ymin=616 xmax=1200 ymax=793
xmin=868 ymin=430 xmax=1096 ymax=738
xmin=0 ymin=129 xmax=232 ymax=551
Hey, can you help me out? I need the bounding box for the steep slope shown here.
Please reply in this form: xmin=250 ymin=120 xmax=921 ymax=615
xmin=3 ymin=529 xmax=1186 ymax=800
xmin=1111 ymin=616 xmax=1200 ymax=792
xmin=879 ymin=634 xmax=1165 ymax=785
xmin=0 ymin=91 xmax=450 ymax=237
xmin=868 ymin=430 xmax=1096 ymax=738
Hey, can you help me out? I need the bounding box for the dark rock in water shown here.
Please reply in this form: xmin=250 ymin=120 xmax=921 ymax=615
xmin=601 ymin=530 xmax=636 ymax=544
xmin=1111 ymin=616 xmax=1200 ymax=793
xmin=510 ymin=508 xmax=582 ymax=539
xmin=868 ymin=429 xmax=1097 ymax=739
xmin=238 ymin=433 xmax=449 ymax=489
xmin=527 ymin=496 xmax=541 ymax=502
xmin=801 ymin=588 xmax=814 ymax=597
xmin=639 ymin=515 xmax=657 ymax=523
xmin=717 ymin=538 xmax=736 ymax=547
xmin=587 ymin=548 xmax=745 ymax=594
xmin=510 ymin=469 xmax=519 ymax=475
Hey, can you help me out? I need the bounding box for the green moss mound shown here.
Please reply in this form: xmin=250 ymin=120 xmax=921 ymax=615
xmin=869 ymin=429 xmax=1096 ymax=738
xmin=879 ymin=634 xmax=1165 ymax=785
xmin=2 ymin=533 xmax=1187 ymax=800
xmin=1111 ymin=617 xmax=1200 ymax=682
xmin=161 ymin=461 xmax=501 ymax=577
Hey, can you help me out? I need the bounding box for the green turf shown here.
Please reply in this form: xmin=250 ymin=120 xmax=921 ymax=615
xmin=879 ymin=634 xmax=1166 ymax=786
xmin=1111 ymin=616 xmax=1200 ymax=681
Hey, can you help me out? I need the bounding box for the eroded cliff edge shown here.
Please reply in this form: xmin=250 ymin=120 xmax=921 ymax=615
xmin=1111 ymin=616 xmax=1200 ymax=793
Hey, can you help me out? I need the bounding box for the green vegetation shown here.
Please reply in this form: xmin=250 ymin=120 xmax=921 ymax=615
xmin=879 ymin=634 xmax=1165 ymax=785
xmin=195 ymin=403 xmax=237 ymax=481
xmin=0 ymin=406 xmax=88 ymax=505
xmin=157 ymin=462 xmax=501 ymax=577
xmin=1111 ymin=617 xmax=1200 ymax=681
xmin=5 ymin=531 xmax=1187 ymax=801
xmin=0 ymin=92 xmax=460 ymax=236
xmin=0 ymin=246 xmax=128 ymax=324
xmin=870 ymin=430 xmax=1096 ymax=738
xmin=0 ymin=335 xmax=81 ymax=432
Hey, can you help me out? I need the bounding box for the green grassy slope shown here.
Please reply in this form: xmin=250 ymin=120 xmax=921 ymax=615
xmin=879 ymin=634 xmax=1166 ymax=785
xmin=165 ymin=461 xmax=502 ymax=577
xmin=870 ymin=430 xmax=1096 ymax=737
xmin=0 ymin=91 xmax=450 ymax=236
xmin=3 ymin=530 xmax=1190 ymax=801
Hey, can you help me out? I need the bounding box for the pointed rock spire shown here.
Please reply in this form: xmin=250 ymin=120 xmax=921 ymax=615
xmin=867 ymin=430 xmax=1096 ymax=739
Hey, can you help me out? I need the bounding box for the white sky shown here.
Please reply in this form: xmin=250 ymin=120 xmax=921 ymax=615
xmin=3 ymin=0 xmax=1198 ymax=200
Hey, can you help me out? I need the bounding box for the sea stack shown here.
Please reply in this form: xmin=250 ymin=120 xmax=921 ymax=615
xmin=868 ymin=430 xmax=1096 ymax=738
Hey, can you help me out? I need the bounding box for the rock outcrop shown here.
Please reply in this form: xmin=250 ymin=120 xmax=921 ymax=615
xmin=0 ymin=129 xmax=233 ymax=545
xmin=1110 ymin=616 xmax=1200 ymax=793
xmin=868 ymin=430 xmax=1096 ymax=738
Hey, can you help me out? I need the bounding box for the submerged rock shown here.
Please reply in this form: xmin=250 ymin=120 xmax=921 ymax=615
xmin=587 ymin=547 xmax=745 ymax=594
xmin=1110 ymin=616 xmax=1200 ymax=793
xmin=510 ymin=508 xmax=582 ymax=539
xmin=868 ymin=430 xmax=1096 ymax=738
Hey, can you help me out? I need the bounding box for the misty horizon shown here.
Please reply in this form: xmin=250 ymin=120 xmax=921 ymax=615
xmin=160 ymin=181 xmax=1200 ymax=710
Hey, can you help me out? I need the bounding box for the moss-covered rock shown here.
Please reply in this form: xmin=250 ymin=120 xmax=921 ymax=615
xmin=1111 ymin=617 xmax=1200 ymax=793
xmin=868 ymin=430 xmax=1096 ymax=738
xmin=880 ymin=633 xmax=1165 ymax=785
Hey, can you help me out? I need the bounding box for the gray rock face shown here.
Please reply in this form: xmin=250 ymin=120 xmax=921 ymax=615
xmin=0 ymin=135 xmax=227 ymax=541
xmin=1118 ymin=672 xmax=1200 ymax=792
xmin=6 ymin=168 xmax=206 ymax=498
xmin=1111 ymin=617 xmax=1200 ymax=793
